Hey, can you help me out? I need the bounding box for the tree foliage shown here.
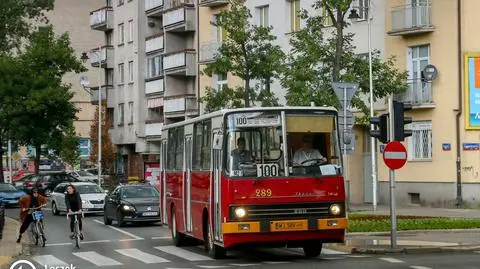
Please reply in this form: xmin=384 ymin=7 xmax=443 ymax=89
xmin=281 ymin=0 xmax=408 ymax=125
xmin=58 ymin=125 xmax=80 ymax=168
xmin=11 ymin=26 xmax=86 ymax=173
xmin=89 ymin=103 xmax=115 ymax=175
xmin=0 ymin=0 xmax=54 ymax=54
xmin=200 ymin=0 xmax=285 ymax=112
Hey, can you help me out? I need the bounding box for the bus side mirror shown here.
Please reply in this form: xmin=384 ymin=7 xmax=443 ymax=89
xmin=213 ymin=134 xmax=223 ymax=150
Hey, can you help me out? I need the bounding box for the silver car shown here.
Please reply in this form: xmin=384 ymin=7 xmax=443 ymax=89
xmin=50 ymin=182 xmax=107 ymax=215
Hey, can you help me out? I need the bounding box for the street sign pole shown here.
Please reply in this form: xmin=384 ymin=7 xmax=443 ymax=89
xmin=343 ymin=86 xmax=348 ymax=211
xmin=388 ymin=96 xmax=397 ymax=249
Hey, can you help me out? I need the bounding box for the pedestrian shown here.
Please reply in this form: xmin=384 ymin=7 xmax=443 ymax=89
xmin=17 ymin=188 xmax=48 ymax=243
xmin=65 ymin=184 xmax=84 ymax=240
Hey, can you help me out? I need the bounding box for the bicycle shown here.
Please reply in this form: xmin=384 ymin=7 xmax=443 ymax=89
xmin=67 ymin=211 xmax=84 ymax=249
xmin=25 ymin=205 xmax=47 ymax=247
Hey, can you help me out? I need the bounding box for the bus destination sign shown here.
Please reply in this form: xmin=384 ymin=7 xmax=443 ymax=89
xmin=233 ymin=114 xmax=280 ymax=128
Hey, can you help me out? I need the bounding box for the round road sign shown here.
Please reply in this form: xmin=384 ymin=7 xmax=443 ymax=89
xmin=383 ymin=141 xmax=407 ymax=170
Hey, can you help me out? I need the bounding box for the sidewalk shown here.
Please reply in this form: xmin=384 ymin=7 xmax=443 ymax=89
xmin=0 ymin=217 xmax=26 ymax=269
xmin=326 ymin=204 xmax=480 ymax=254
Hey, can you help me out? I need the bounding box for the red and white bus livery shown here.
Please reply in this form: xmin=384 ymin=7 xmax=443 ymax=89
xmin=159 ymin=107 xmax=348 ymax=258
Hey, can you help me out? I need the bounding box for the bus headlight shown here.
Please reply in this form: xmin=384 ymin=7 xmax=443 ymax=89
xmin=234 ymin=207 xmax=247 ymax=218
xmin=329 ymin=204 xmax=341 ymax=215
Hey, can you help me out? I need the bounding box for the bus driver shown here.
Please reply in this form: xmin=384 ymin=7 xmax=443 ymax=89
xmin=231 ymin=137 xmax=253 ymax=170
xmin=293 ymin=134 xmax=327 ymax=166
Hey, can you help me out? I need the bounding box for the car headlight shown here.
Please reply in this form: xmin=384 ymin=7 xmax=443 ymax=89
xmin=122 ymin=205 xmax=134 ymax=211
xmin=234 ymin=207 xmax=247 ymax=218
xmin=82 ymin=200 xmax=88 ymax=204
xmin=329 ymin=204 xmax=341 ymax=215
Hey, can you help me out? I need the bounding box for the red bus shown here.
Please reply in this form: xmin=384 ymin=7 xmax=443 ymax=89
xmin=160 ymin=107 xmax=347 ymax=259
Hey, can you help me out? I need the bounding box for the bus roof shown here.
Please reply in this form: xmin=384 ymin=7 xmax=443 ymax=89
xmin=162 ymin=106 xmax=338 ymax=130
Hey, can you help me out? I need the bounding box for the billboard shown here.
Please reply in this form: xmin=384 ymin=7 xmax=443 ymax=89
xmin=464 ymin=53 xmax=480 ymax=129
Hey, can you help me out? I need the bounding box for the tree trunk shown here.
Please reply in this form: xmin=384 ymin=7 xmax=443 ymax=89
xmin=35 ymin=144 xmax=41 ymax=174
xmin=0 ymin=149 xmax=4 ymax=183
xmin=244 ymin=76 xmax=250 ymax=107
xmin=333 ymin=9 xmax=344 ymax=82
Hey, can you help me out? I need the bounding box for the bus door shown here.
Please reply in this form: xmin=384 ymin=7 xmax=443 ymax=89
xmin=184 ymin=135 xmax=193 ymax=233
xmin=161 ymin=139 xmax=168 ymax=224
xmin=211 ymin=130 xmax=223 ymax=242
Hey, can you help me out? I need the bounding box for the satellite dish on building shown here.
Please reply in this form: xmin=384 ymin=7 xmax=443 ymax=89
xmin=80 ymin=75 xmax=90 ymax=87
xmin=422 ymin=64 xmax=438 ymax=82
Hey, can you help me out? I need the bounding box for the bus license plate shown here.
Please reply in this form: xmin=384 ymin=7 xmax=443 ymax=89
xmin=142 ymin=212 xmax=158 ymax=216
xmin=270 ymin=220 xmax=308 ymax=232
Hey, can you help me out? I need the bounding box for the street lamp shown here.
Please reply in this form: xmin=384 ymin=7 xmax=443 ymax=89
xmin=348 ymin=2 xmax=378 ymax=211
xmin=79 ymin=49 xmax=103 ymax=187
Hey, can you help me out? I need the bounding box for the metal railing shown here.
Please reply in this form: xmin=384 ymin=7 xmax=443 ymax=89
xmin=395 ymin=79 xmax=433 ymax=105
xmin=391 ymin=3 xmax=432 ymax=32
xmin=199 ymin=41 xmax=221 ymax=62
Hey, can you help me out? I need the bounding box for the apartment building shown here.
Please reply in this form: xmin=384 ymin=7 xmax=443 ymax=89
xmin=47 ymin=0 xmax=104 ymax=162
xmin=89 ymin=0 xmax=200 ymax=180
xmin=198 ymin=0 xmax=387 ymax=205
xmin=375 ymin=0 xmax=480 ymax=207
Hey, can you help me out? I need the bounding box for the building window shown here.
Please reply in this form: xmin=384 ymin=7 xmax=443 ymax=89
xmin=118 ymin=103 xmax=124 ymax=125
xmin=407 ymin=121 xmax=432 ymax=161
xmin=118 ymin=23 xmax=124 ymax=44
xmin=215 ymin=73 xmax=228 ymax=91
xmin=355 ymin=0 xmax=368 ymax=21
xmin=107 ymin=108 xmax=114 ymax=128
xmin=107 ymin=69 xmax=114 ymax=85
xmin=128 ymin=61 xmax=134 ymax=82
xmin=290 ymin=0 xmax=301 ymax=32
xmin=147 ymin=106 xmax=163 ymax=122
xmin=167 ymin=128 xmax=184 ymax=170
xmin=408 ymin=44 xmax=430 ymax=101
xmin=193 ymin=121 xmax=212 ymax=170
xmin=147 ymin=55 xmax=163 ymax=79
xmin=118 ymin=63 xmax=125 ymax=84
xmin=128 ymin=20 xmax=134 ymax=42
xmin=257 ymin=5 xmax=269 ymax=27
xmin=128 ymin=102 xmax=134 ymax=124
xmin=78 ymin=138 xmax=91 ymax=157
xmin=212 ymin=14 xmax=227 ymax=42
xmin=118 ymin=0 xmax=124 ymax=6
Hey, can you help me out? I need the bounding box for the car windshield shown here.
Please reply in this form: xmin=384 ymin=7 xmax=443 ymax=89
xmin=0 ymin=184 xmax=19 ymax=192
xmin=121 ymin=187 xmax=159 ymax=199
xmin=76 ymin=185 xmax=103 ymax=194
xmin=77 ymin=171 xmax=94 ymax=177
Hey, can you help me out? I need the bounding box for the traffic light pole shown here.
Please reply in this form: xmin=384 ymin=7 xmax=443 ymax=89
xmin=388 ymin=96 xmax=397 ymax=249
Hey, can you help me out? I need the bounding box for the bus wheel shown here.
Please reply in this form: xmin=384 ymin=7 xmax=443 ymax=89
xmin=302 ymin=242 xmax=323 ymax=258
xmin=171 ymin=207 xmax=185 ymax=246
xmin=204 ymin=216 xmax=226 ymax=259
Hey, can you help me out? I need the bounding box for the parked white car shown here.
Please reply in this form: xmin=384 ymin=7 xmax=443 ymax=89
xmin=50 ymin=182 xmax=107 ymax=215
xmin=69 ymin=170 xmax=97 ymax=183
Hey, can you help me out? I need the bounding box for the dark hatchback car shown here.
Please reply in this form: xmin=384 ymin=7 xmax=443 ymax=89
xmin=103 ymin=184 xmax=160 ymax=226
xmin=35 ymin=172 xmax=81 ymax=196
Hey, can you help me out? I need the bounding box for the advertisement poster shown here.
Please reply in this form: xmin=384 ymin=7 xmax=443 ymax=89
xmin=465 ymin=54 xmax=480 ymax=129
xmin=144 ymin=162 xmax=160 ymax=188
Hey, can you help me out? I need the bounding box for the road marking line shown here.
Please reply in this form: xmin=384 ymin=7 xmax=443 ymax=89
xmin=93 ymin=219 xmax=143 ymax=239
xmin=322 ymin=248 xmax=348 ymax=255
xmin=45 ymin=240 xmax=110 ymax=246
xmin=197 ymin=266 xmax=230 ymax=268
xmin=229 ymin=264 xmax=261 ymax=267
xmin=45 ymin=242 xmax=71 ymax=246
xmin=152 ymin=236 xmax=171 ymax=240
xmin=73 ymin=251 xmax=122 ymax=266
xmin=379 ymin=257 xmax=405 ymax=263
xmin=155 ymin=246 xmax=213 ymax=261
xmin=115 ymin=248 xmax=170 ymax=263
xmin=321 ymin=257 xmax=345 ymax=260
xmin=119 ymin=238 xmax=143 ymax=242
xmin=33 ymin=255 xmax=68 ymax=267
xmin=410 ymin=266 xmax=432 ymax=269
xmin=349 ymin=255 xmax=371 ymax=258
xmin=82 ymin=239 xmax=111 ymax=244
xmin=262 ymin=261 xmax=291 ymax=264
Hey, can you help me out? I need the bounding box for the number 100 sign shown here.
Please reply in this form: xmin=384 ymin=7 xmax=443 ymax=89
xmin=257 ymin=163 xmax=279 ymax=177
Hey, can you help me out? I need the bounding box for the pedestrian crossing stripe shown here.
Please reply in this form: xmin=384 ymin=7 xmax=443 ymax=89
xmin=31 ymin=246 xmax=355 ymax=267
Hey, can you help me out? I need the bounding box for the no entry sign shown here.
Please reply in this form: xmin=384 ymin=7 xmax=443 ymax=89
xmin=383 ymin=141 xmax=407 ymax=170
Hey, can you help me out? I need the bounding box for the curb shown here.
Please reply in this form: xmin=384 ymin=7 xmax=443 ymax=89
xmin=326 ymin=244 xmax=480 ymax=255
xmin=0 ymin=217 xmax=31 ymax=269
xmin=347 ymin=228 xmax=480 ymax=236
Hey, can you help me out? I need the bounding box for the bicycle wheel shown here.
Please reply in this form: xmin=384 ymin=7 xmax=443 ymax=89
xmin=74 ymin=221 xmax=80 ymax=249
xmin=36 ymin=223 xmax=45 ymax=247
xmin=32 ymin=224 xmax=39 ymax=246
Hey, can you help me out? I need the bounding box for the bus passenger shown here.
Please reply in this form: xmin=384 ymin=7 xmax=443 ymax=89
xmin=231 ymin=137 xmax=253 ymax=170
xmin=293 ymin=134 xmax=327 ymax=166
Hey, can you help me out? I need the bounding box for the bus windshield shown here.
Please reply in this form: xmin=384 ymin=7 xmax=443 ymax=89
xmin=225 ymin=110 xmax=341 ymax=178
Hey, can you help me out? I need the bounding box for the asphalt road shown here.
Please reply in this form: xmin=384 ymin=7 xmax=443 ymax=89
xmin=5 ymin=207 xmax=480 ymax=269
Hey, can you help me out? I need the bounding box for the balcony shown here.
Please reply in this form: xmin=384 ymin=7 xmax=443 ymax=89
xmin=90 ymin=7 xmax=114 ymax=31
xmin=199 ymin=41 xmax=221 ymax=63
xmin=199 ymin=0 xmax=229 ymax=7
xmin=163 ymin=5 xmax=196 ymax=32
xmin=394 ymin=80 xmax=435 ymax=108
xmin=146 ymin=78 xmax=164 ymax=95
xmin=164 ymin=95 xmax=198 ymax=117
xmin=163 ymin=50 xmax=196 ymax=76
xmin=145 ymin=122 xmax=164 ymax=137
xmin=146 ymin=35 xmax=164 ymax=54
xmin=90 ymin=85 xmax=114 ymax=107
xmin=388 ymin=3 xmax=434 ymax=36
xmin=145 ymin=0 xmax=164 ymax=17
xmin=90 ymin=46 xmax=114 ymax=69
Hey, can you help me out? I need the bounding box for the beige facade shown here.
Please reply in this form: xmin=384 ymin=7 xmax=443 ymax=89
xmin=373 ymin=0 xmax=480 ymax=207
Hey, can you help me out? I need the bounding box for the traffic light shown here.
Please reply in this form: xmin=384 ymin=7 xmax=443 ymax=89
xmin=370 ymin=113 xmax=389 ymax=144
xmin=393 ymin=101 xmax=413 ymax=141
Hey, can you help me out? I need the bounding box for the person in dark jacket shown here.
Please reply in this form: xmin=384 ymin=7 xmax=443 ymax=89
xmin=17 ymin=188 xmax=48 ymax=243
xmin=65 ymin=184 xmax=83 ymax=240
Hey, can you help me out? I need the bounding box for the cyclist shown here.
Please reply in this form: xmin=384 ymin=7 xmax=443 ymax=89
xmin=65 ymin=184 xmax=84 ymax=240
xmin=17 ymin=188 xmax=47 ymax=243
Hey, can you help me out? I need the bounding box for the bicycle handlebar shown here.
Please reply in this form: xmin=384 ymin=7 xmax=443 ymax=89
xmin=66 ymin=211 xmax=84 ymax=218
xmin=23 ymin=204 xmax=47 ymax=211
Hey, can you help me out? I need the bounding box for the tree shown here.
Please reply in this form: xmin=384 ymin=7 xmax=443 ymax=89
xmin=58 ymin=125 xmax=81 ymax=168
xmin=281 ymin=0 xmax=408 ymax=124
xmin=12 ymin=26 xmax=86 ymax=173
xmin=0 ymin=0 xmax=54 ymax=54
xmin=200 ymin=0 xmax=285 ymax=112
xmin=89 ymin=103 xmax=115 ymax=176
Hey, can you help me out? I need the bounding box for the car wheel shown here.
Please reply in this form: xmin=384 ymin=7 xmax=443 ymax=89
xmin=116 ymin=211 xmax=125 ymax=227
xmin=52 ymin=202 xmax=59 ymax=216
